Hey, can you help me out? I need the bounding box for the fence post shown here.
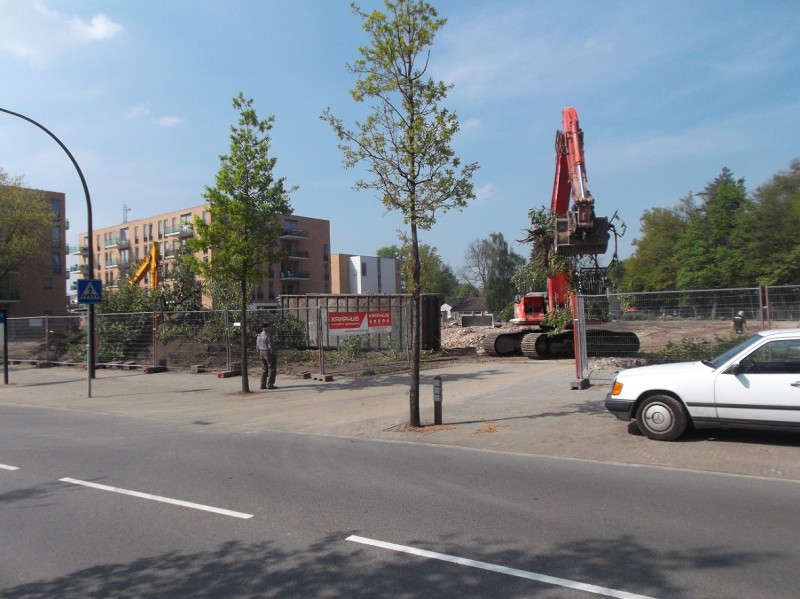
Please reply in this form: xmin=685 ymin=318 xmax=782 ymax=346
xmin=570 ymin=295 xmax=590 ymax=390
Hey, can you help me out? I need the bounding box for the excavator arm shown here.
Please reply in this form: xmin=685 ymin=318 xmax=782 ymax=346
xmin=129 ymin=243 xmax=159 ymax=290
xmin=552 ymin=107 xmax=610 ymax=257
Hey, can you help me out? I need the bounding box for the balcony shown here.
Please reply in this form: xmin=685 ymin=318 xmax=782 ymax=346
xmin=69 ymin=263 xmax=89 ymax=274
xmin=279 ymin=228 xmax=309 ymax=239
xmin=285 ymin=249 xmax=310 ymax=260
xmin=67 ymin=244 xmax=89 ymax=256
xmin=279 ymin=271 xmax=310 ymax=281
xmin=105 ymin=258 xmax=130 ymax=269
xmin=165 ymin=223 xmax=194 ymax=238
xmin=104 ymin=237 xmax=130 ymax=249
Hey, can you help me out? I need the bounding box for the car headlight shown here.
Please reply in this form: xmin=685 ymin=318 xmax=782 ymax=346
xmin=611 ymin=381 xmax=623 ymax=396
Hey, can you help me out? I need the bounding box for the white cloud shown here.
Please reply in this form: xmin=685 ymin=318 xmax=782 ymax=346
xmin=125 ymin=104 xmax=150 ymax=119
xmin=460 ymin=117 xmax=480 ymax=133
xmin=474 ymin=183 xmax=494 ymax=201
xmin=0 ymin=0 xmax=123 ymax=67
xmin=153 ymin=116 xmax=184 ymax=128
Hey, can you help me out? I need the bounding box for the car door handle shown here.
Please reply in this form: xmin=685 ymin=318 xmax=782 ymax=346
xmin=792 ymin=382 xmax=800 ymax=388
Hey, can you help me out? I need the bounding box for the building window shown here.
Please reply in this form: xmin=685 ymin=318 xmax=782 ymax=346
xmin=50 ymin=198 xmax=61 ymax=217
xmin=51 ymin=253 xmax=61 ymax=275
xmin=43 ymin=277 xmax=53 ymax=289
xmin=361 ymin=262 xmax=367 ymax=276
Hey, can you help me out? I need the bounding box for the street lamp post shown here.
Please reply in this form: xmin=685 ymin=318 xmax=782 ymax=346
xmin=0 ymin=107 xmax=97 ymax=394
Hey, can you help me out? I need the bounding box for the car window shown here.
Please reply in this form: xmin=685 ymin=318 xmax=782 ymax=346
xmin=709 ymin=334 xmax=763 ymax=369
xmin=744 ymin=339 xmax=800 ymax=374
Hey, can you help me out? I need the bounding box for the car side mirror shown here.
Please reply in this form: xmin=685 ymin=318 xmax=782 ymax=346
xmin=730 ymin=358 xmax=754 ymax=375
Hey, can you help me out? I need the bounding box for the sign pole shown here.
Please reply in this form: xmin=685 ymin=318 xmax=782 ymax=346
xmin=1 ymin=310 xmax=7 ymax=385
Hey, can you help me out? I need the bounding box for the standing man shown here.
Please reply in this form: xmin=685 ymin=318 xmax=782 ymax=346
xmin=256 ymin=322 xmax=278 ymax=390
xmin=732 ymin=310 xmax=747 ymax=334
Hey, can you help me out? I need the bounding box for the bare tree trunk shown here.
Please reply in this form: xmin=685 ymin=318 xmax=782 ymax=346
xmin=409 ymin=222 xmax=421 ymax=427
xmin=240 ymin=277 xmax=250 ymax=393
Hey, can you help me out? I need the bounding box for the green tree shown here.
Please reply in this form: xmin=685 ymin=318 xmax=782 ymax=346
xmin=189 ymin=93 xmax=294 ymax=393
xmin=161 ymin=244 xmax=204 ymax=311
xmin=675 ymin=168 xmax=751 ymax=289
xmin=463 ymin=232 xmax=524 ymax=313
xmin=323 ymin=0 xmax=478 ymax=427
xmin=381 ymin=242 xmax=459 ymax=300
xmin=622 ymin=200 xmax=693 ymax=291
xmin=0 ymin=170 xmax=53 ymax=291
xmin=484 ymin=233 xmax=525 ymax=313
xmin=743 ymin=159 xmax=800 ymax=285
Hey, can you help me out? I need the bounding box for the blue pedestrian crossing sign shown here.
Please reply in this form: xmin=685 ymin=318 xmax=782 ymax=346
xmin=77 ymin=279 xmax=103 ymax=304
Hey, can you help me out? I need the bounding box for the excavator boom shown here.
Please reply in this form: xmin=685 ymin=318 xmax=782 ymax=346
xmin=552 ymin=107 xmax=610 ymax=257
xmin=129 ymin=243 xmax=159 ymax=290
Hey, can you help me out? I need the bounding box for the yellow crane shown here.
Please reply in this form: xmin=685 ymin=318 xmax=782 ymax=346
xmin=129 ymin=243 xmax=160 ymax=289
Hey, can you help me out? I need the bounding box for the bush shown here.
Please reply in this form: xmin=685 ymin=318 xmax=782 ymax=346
xmin=653 ymin=334 xmax=742 ymax=363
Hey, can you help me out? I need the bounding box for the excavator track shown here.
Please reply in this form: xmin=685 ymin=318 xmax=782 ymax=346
xmin=480 ymin=329 xmax=531 ymax=357
xmin=482 ymin=327 xmax=640 ymax=359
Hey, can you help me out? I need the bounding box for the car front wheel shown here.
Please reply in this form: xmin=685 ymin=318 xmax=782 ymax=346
xmin=635 ymin=395 xmax=688 ymax=441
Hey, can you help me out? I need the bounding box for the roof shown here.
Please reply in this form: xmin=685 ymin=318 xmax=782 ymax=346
xmin=451 ymin=297 xmax=487 ymax=312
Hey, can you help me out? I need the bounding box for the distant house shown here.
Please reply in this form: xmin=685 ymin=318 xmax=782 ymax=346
xmin=449 ymin=297 xmax=488 ymax=319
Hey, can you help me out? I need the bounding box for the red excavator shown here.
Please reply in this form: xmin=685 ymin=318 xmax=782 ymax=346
xmin=481 ymin=107 xmax=639 ymax=359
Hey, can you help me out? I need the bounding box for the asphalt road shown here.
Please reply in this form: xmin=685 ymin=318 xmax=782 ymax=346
xmin=1 ymin=393 xmax=799 ymax=598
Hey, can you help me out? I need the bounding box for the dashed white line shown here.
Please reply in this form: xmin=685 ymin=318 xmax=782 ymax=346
xmin=0 ymin=463 xmax=20 ymax=471
xmin=346 ymin=535 xmax=656 ymax=599
xmin=59 ymin=478 xmax=253 ymax=519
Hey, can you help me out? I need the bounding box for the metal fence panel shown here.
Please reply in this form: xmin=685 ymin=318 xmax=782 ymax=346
xmin=579 ymin=286 xmax=800 ymax=382
xmin=6 ymin=315 xmax=85 ymax=365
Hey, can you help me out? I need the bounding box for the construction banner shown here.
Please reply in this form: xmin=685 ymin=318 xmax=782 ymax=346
xmin=328 ymin=310 xmax=392 ymax=335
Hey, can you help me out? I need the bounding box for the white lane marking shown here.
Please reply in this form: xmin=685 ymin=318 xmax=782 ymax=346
xmin=0 ymin=463 xmax=20 ymax=471
xmin=346 ymin=535 xmax=656 ymax=599
xmin=59 ymin=478 xmax=253 ymax=519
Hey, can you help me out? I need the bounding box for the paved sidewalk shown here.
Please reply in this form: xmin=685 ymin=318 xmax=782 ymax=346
xmin=2 ymin=360 xmax=799 ymax=481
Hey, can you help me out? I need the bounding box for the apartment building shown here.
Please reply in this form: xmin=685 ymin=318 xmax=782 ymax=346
xmin=73 ymin=205 xmax=332 ymax=307
xmin=330 ymin=254 xmax=400 ymax=294
xmin=0 ymin=187 xmax=68 ymax=317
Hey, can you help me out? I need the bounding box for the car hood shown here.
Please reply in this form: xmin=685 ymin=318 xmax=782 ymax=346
xmin=617 ymin=361 xmax=713 ymax=380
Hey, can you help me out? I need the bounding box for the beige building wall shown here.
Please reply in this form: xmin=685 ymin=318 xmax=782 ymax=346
xmin=75 ymin=205 xmax=331 ymax=308
xmin=0 ymin=188 xmax=68 ymax=318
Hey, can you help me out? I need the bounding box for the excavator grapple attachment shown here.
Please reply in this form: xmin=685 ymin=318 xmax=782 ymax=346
xmin=554 ymin=215 xmax=610 ymax=257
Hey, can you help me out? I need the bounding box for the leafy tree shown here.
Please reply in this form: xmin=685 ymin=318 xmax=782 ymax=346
xmin=482 ymin=233 xmax=525 ymax=313
xmin=161 ymin=244 xmax=204 ymax=311
xmin=743 ymin=159 xmax=800 ymax=285
xmin=189 ymin=93 xmax=294 ymax=393
xmin=622 ymin=200 xmax=693 ymax=291
xmin=323 ymin=0 xmax=478 ymax=427
xmin=452 ymin=281 xmax=479 ymax=303
xmin=381 ymin=242 xmax=459 ymax=300
xmin=0 ymin=169 xmax=53 ymax=289
xmin=463 ymin=232 xmax=524 ymax=313
xmin=674 ymin=168 xmax=751 ymax=289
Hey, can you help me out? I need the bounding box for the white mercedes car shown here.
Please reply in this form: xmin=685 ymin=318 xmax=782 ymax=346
xmin=605 ymin=328 xmax=800 ymax=441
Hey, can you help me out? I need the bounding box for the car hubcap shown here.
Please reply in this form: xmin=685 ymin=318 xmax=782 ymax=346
xmin=644 ymin=403 xmax=673 ymax=433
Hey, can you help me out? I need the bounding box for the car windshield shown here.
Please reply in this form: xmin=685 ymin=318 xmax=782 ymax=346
xmin=705 ymin=333 xmax=764 ymax=369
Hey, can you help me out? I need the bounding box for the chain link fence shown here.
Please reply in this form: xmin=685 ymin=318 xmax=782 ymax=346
xmin=577 ymin=285 xmax=800 ymax=381
xmin=6 ymin=304 xmax=411 ymax=376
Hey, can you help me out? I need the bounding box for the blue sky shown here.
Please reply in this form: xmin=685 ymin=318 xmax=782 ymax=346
xmin=2 ymin=0 xmax=798 ymax=275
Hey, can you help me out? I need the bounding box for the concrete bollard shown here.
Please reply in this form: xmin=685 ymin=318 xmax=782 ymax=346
xmin=433 ymin=376 xmax=443 ymax=425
